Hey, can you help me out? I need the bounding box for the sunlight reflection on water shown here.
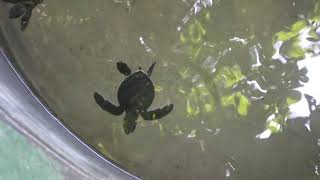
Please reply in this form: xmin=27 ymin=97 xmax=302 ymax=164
xmin=289 ymin=55 xmax=320 ymax=118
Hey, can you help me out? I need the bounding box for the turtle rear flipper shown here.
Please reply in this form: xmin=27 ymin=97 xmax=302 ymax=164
xmin=147 ymin=62 xmax=156 ymax=76
xmin=141 ymin=104 xmax=173 ymax=120
xmin=123 ymin=111 xmax=138 ymax=134
xmin=94 ymin=92 xmax=124 ymax=115
xmin=117 ymin=62 xmax=132 ymax=76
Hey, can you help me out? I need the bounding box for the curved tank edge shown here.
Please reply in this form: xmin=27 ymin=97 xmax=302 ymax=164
xmin=0 ymin=31 xmax=141 ymax=180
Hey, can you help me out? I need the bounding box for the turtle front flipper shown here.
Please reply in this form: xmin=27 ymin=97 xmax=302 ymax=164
xmin=123 ymin=111 xmax=138 ymax=134
xmin=117 ymin=61 xmax=132 ymax=76
xmin=141 ymin=104 xmax=173 ymax=120
xmin=94 ymin=92 xmax=124 ymax=115
xmin=9 ymin=4 xmax=26 ymax=19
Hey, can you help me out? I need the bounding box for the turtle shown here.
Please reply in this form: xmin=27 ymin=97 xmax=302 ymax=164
xmin=3 ymin=0 xmax=43 ymax=30
xmin=94 ymin=61 xmax=174 ymax=134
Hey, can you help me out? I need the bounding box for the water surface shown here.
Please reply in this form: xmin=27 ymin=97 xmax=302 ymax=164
xmin=1 ymin=0 xmax=320 ymax=179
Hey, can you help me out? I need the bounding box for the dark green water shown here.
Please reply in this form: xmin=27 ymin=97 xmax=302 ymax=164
xmin=1 ymin=0 xmax=320 ymax=179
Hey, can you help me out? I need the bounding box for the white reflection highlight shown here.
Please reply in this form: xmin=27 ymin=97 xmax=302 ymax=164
xmin=177 ymin=0 xmax=213 ymax=31
xmin=201 ymin=55 xmax=218 ymax=72
xmin=315 ymin=165 xmax=320 ymax=176
xmin=289 ymin=55 xmax=320 ymax=118
xmin=304 ymin=119 xmax=311 ymax=132
xmin=139 ymin=36 xmax=152 ymax=53
xmin=225 ymin=161 xmax=235 ymax=178
xmin=229 ymin=37 xmax=248 ymax=45
xmin=249 ymin=44 xmax=262 ymax=68
xmin=256 ymin=114 xmax=282 ymax=139
xmin=272 ymin=41 xmax=287 ymax=64
xmin=299 ymin=27 xmax=320 ymax=54
xmin=247 ymin=80 xmax=267 ymax=93
xmin=256 ymin=129 xmax=272 ymax=139
xmin=225 ymin=168 xmax=231 ymax=178
xmin=187 ymin=129 xmax=197 ymax=138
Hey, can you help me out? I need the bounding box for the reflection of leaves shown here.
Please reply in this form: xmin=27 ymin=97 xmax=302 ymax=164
xmin=286 ymin=90 xmax=301 ymax=106
xmin=281 ymin=38 xmax=305 ymax=60
xmin=221 ymin=94 xmax=236 ymax=107
xmin=237 ymin=93 xmax=250 ymax=116
xmin=312 ymin=1 xmax=320 ymax=22
xmin=178 ymin=67 xmax=191 ymax=80
xmin=274 ymin=19 xmax=320 ymax=62
xmin=221 ymin=92 xmax=251 ymax=116
xmin=258 ymin=89 xmax=302 ymax=137
xmin=154 ymin=84 xmax=163 ymax=92
xmin=214 ymin=65 xmax=251 ymax=117
xmin=187 ymin=89 xmax=200 ymax=116
xmin=180 ymin=19 xmax=206 ymax=45
xmin=151 ymin=121 xmax=165 ymax=136
xmin=267 ymin=117 xmax=282 ymax=133
xmin=173 ymin=0 xmax=317 ymax=142
xmin=112 ymin=122 xmax=121 ymax=145
xmin=307 ymin=26 xmax=320 ymax=42
xmin=267 ymin=113 xmax=286 ymax=133
xmin=187 ymin=129 xmax=197 ymax=138
xmin=275 ymin=20 xmax=307 ymax=42
xmin=214 ymin=65 xmax=244 ymax=88
xmin=171 ymin=125 xmax=183 ymax=136
xmin=186 ymin=85 xmax=216 ymax=116
xmin=178 ymin=12 xmax=211 ymax=62
xmin=257 ymin=111 xmax=288 ymax=139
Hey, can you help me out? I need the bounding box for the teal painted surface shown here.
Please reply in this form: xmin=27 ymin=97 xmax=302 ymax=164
xmin=0 ymin=120 xmax=64 ymax=180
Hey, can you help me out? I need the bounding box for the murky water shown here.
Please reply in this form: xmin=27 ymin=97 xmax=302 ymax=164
xmin=1 ymin=0 xmax=320 ymax=179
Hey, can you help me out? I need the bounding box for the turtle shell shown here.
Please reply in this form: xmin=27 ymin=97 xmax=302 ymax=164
xmin=117 ymin=71 xmax=155 ymax=110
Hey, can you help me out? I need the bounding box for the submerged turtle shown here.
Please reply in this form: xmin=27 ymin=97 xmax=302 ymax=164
xmin=94 ymin=61 xmax=174 ymax=134
xmin=3 ymin=0 xmax=43 ymax=30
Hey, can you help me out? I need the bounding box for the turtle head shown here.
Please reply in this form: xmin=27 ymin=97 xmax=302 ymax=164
xmin=138 ymin=65 xmax=142 ymax=70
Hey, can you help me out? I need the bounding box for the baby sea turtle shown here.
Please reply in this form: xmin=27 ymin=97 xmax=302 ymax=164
xmin=3 ymin=0 xmax=43 ymax=30
xmin=94 ymin=62 xmax=174 ymax=134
